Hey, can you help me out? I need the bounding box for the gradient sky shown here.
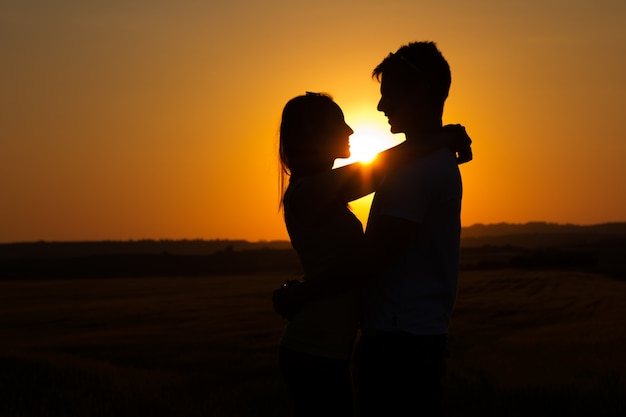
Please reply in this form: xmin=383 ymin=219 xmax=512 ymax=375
xmin=2 ymin=0 xmax=625 ymax=243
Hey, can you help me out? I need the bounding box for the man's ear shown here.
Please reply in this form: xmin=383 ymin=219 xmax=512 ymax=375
xmin=410 ymin=79 xmax=432 ymax=98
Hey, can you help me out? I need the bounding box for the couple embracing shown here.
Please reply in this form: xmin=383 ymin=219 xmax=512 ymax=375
xmin=273 ymin=41 xmax=473 ymax=417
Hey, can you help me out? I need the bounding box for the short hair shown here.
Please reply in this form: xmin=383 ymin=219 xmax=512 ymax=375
xmin=372 ymin=41 xmax=451 ymax=108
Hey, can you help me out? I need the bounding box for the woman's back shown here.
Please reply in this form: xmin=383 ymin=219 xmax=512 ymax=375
xmin=280 ymin=176 xmax=364 ymax=360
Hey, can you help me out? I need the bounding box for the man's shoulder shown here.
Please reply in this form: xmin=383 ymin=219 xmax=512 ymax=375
xmin=391 ymin=148 xmax=456 ymax=178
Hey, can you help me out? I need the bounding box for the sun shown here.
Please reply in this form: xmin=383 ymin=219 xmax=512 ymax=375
xmin=349 ymin=127 xmax=384 ymax=163
xmin=334 ymin=124 xmax=400 ymax=167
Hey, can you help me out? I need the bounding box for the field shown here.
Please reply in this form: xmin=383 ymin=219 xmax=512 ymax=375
xmin=1 ymin=269 xmax=625 ymax=416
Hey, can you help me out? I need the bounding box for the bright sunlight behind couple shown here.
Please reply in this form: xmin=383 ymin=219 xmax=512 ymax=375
xmin=332 ymin=117 xmax=406 ymax=223
xmin=334 ymin=122 xmax=402 ymax=167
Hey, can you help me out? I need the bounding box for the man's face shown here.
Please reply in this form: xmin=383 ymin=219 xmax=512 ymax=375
xmin=377 ymin=73 xmax=430 ymax=134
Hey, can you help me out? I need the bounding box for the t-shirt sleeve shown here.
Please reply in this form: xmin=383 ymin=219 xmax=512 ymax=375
xmin=373 ymin=159 xmax=431 ymax=225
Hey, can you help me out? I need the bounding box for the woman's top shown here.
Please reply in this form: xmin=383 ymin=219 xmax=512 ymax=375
xmin=280 ymin=176 xmax=364 ymax=360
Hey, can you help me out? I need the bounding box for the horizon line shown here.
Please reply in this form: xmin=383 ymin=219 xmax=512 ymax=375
xmin=2 ymin=221 xmax=626 ymax=245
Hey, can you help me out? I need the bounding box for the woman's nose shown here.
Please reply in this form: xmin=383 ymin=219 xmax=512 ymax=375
xmin=377 ymin=98 xmax=384 ymax=112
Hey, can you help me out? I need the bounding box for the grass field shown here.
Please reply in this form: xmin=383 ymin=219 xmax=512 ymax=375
xmin=1 ymin=269 xmax=625 ymax=416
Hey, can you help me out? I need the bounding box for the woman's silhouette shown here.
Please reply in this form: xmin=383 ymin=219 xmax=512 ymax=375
xmin=275 ymin=92 xmax=470 ymax=416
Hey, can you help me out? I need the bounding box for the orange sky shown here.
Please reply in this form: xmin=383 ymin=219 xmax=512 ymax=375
xmin=2 ymin=1 xmax=625 ymax=243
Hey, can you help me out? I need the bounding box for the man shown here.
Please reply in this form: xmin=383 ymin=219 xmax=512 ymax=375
xmin=353 ymin=40 xmax=463 ymax=417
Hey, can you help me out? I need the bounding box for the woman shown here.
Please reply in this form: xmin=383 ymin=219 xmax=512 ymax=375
xmin=276 ymin=92 xmax=470 ymax=416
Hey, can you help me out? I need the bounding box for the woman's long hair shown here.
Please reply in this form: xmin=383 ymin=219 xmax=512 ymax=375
xmin=278 ymin=92 xmax=335 ymax=210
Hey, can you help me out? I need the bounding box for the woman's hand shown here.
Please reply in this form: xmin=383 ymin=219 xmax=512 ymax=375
xmin=442 ymin=124 xmax=473 ymax=164
xmin=272 ymin=279 xmax=305 ymax=320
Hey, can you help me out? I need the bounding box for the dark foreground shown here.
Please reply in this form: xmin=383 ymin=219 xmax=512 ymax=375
xmin=1 ymin=270 xmax=625 ymax=417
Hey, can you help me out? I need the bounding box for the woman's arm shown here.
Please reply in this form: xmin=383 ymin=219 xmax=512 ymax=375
xmin=289 ymin=124 xmax=472 ymax=219
xmin=339 ymin=123 xmax=472 ymax=200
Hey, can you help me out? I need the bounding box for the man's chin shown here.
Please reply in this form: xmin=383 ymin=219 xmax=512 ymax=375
xmin=387 ymin=120 xmax=402 ymax=134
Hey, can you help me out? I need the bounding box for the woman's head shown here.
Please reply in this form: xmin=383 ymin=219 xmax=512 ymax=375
xmin=279 ymin=92 xmax=353 ymax=178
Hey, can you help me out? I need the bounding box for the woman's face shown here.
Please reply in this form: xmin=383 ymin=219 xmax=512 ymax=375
xmin=318 ymin=104 xmax=353 ymax=161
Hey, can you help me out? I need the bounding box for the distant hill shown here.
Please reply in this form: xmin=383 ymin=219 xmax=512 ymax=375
xmin=1 ymin=222 xmax=624 ymax=279
xmin=462 ymin=222 xmax=626 ymax=238
xmin=460 ymin=222 xmax=626 ymax=248
xmin=1 ymin=222 xmax=625 ymax=259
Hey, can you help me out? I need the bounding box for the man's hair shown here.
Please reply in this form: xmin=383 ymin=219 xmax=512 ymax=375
xmin=372 ymin=41 xmax=451 ymax=108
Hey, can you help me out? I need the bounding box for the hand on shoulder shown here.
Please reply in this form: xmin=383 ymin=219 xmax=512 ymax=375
xmin=442 ymin=124 xmax=473 ymax=164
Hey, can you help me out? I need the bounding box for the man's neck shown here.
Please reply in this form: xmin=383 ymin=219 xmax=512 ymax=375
xmin=404 ymin=120 xmax=443 ymax=142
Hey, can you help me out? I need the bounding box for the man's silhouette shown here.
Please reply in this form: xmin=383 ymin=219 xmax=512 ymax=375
xmin=354 ymin=41 xmax=463 ymax=417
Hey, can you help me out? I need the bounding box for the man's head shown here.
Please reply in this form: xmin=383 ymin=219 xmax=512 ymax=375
xmin=373 ymin=41 xmax=451 ymax=136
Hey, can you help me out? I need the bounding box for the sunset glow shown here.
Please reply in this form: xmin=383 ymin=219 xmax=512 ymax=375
xmin=337 ymin=123 xmax=399 ymax=166
xmin=1 ymin=1 xmax=625 ymax=243
xmin=350 ymin=126 xmax=391 ymax=163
